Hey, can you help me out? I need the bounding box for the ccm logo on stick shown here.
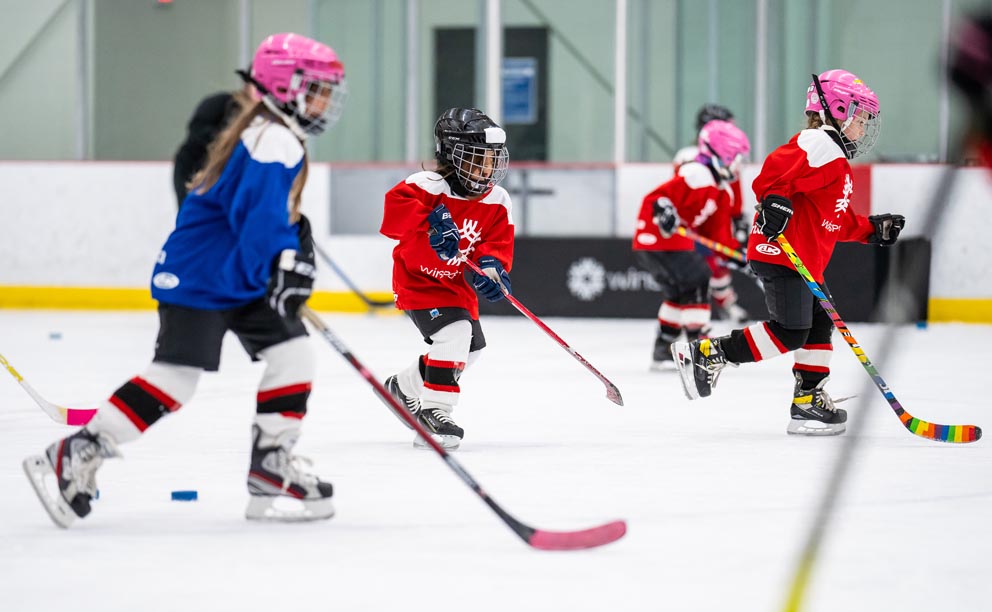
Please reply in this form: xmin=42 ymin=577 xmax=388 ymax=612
xmin=755 ymin=243 xmax=782 ymax=256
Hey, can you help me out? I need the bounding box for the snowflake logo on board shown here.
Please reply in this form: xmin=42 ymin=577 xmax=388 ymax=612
xmin=567 ymin=257 xmax=606 ymax=301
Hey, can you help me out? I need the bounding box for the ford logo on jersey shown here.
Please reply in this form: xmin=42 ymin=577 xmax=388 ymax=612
xmin=152 ymin=272 xmax=180 ymax=290
xmin=755 ymin=243 xmax=782 ymax=256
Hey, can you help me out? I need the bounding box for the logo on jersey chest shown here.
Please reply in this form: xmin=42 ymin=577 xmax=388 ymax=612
xmin=834 ymin=174 xmax=853 ymax=215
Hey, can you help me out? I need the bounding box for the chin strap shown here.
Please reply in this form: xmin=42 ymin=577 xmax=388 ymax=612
xmin=811 ymin=73 xmax=853 ymax=160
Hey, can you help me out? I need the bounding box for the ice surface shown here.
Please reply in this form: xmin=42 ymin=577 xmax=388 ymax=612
xmin=0 ymin=310 xmax=989 ymax=611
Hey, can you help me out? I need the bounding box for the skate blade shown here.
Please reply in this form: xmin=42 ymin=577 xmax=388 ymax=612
xmin=22 ymin=455 xmax=77 ymax=529
xmin=670 ymin=342 xmax=700 ymax=400
xmin=786 ymin=420 xmax=846 ymax=436
xmin=413 ymin=433 xmax=461 ymax=451
xmin=245 ymin=495 xmax=335 ymax=522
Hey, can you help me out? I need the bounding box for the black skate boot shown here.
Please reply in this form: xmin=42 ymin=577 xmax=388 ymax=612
xmin=651 ymin=336 xmax=676 ymax=371
xmin=671 ymin=337 xmax=734 ymax=400
xmin=787 ymin=375 xmax=847 ymax=436
xmin=246 ymin=425 xmax=335 ymax=521
xmin=383 ymin=374 xmax=421 ymax=430
xmin=413 ymin=406 xmax=464 ymax=450
xmin=23 ymin=429 xmax=120 ymax=528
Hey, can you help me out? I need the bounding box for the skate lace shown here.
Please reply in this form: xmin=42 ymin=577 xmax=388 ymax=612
xmin=814 ymin=389 xmax=837 ymax=413
xmin=427 ymin=408 xmax=455 ymax=425
xmin=274 ymin=450 xmax=319 ymax=488
xmin=73 ymin=435 xmax=120 ymax=494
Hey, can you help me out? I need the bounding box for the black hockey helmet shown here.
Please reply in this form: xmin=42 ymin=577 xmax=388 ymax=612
xmin=695 ymin=103 xmax=734 ymax=131
xmin=433 ymin=108 xmax=509 ymax=196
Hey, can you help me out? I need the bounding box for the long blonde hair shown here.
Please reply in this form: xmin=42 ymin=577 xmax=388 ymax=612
xmin=188 ymin=95 xmax=308 ymax=223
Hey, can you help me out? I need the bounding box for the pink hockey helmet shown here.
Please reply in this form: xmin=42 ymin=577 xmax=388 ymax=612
xmin=250 ymin=33 xmax=347 ymax=138
xmin=698 ymin=119 xmax=750 ymax=182
xmin=805 ymin=69 xmax=880 ymax=158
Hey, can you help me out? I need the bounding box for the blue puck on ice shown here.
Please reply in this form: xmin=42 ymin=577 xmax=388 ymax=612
xmin=49 ymin=332 xmax=62 ymax=340
xmin=916 ymin=320 xmax=928 ymax=330
xmin=170 ymin=490 xmax=198 ymax=501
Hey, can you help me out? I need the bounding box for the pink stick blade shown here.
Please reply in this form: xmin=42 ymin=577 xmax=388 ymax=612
xmin=528 ymin=520 xmax=627 ymax=551
xmin=66 ymin=408 xmax=98 ymax=426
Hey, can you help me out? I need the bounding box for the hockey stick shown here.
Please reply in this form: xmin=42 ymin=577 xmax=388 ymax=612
xmin=299 ymin=307 xmax=626 ymax=550
xmin=313 ymin=242 xmax=394 ymax=309
xmin=676 ymin=226 xmax=747 ymax=263
xmin=462 ymin=259 xmax=624 ymax=406
xmin=775 ymin=233 xmax=980 ymax=444
xmin=0 ymin=353 xmax=97 ymax=425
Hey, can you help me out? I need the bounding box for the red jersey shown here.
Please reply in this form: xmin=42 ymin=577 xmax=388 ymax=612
xmin=747 ymin=129 xmax=875 ymax=282
xmin=632 ymin=162 xmax=737 ymax=252
xmin=380 ymin=171 xmax=514 ymax=318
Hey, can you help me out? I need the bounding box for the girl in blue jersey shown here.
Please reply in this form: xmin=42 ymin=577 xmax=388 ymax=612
xmin=23 ymin=33 xmax=348 ymax=527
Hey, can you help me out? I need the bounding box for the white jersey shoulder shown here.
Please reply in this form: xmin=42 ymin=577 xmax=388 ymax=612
xmin=678 ymin=161 xmax=717 ymax=189
xmin=477 ymin=185 xmax=514 ymax=226
xmin=673 ymin=145 xmax=699 ymax=166
xmin=405 ymin=171 xmax=513 ymax=225
xmin=797 ymin=128 xmax=846 ymax=168
xmin=241 ymin=118 xmax=305 ymax=168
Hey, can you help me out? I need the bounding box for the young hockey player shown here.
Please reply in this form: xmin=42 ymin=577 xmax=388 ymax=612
xmin=380 ymin=107 xmax=513 ymax=451
xmin=23 ymin=33 xmax=348 ymax=527
xmin=672 ymin=69 xmax=905 ymax=436
xmin=675 ymin=104 xmax=752 ymax=322
xmin=633 ymin=119 xmax=751 ymax=370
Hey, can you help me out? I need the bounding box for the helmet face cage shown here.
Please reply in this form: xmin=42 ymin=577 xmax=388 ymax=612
xmin=288 ymin=74 xmax=348 ymax=136
xmin=837 ymin=102 xmax=881 ymax=159
xmin=451 ymin=143 xmax=509 ymax=195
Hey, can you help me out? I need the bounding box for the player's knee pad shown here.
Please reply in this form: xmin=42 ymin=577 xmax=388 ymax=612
xmin=256 ymin=336 xmax=313 ymax=420
xmin=89 ymin=362 xmax=202 ymax=443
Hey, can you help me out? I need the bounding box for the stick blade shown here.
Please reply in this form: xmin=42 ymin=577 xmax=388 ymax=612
xmin=908 ymin=420 xmax=982 ymax=444
xmin=528 ymin=520 xmax=627 ymax=551
xmin=605 ymin=384 xmax=624 ymax=406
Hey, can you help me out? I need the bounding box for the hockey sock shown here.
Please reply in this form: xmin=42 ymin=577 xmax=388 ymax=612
xmin=720 ymin=321 xmax=809 ymax=364
xmin=421 ymin=319 xmax=471 ymax=410
xmin=709 ymin=268 xmax=738 ymax=309
xmin=254 ymin=337 xmax=313 ymax=441
xmin=86 ymin=361 xmax=201 ymax=444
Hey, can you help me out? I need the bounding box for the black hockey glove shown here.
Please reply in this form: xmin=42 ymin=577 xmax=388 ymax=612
xmin=867 ymin=213 xmax=906 ymax=246
xmin=755 ymin=194 xmax=793 ymax=241
xmin=469 ymin=256 xmax=511 ymax=302
xmin=427 ymin=204 xmax=461 ymax=261
xmin=652 ymin=197 xmax=680 ymax=238
xmin=733 ymin=214 xmax=752 ymax=245
xmin=267 ymin=215 xmax=316 ymax=320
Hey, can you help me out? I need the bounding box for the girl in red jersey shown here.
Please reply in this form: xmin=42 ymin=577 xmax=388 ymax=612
xmin=380 ymin=108 xmax=513 ymax=450
xmin=674 ymin=104 xmax=752 ymax=322
xmin=633 ymin=119 xmax=750 ymax=370
xmin=673 ymin=70 xmax=905 ymax=436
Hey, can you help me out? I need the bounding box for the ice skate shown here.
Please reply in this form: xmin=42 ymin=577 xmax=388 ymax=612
xmin=671 ymin=338 xmax=734 ymax=399
xmin=787 ymin=375 xmax=847 ymax=436
xmin=413 ymin=406 xmax=464 ymax=450
xmin=246 ymin=425 xmax=335 ymax=522
xmin=23 ymin=429 xmax=120 ymax=528
xmin=383 ymin=374 xmax=421 ymax=430
xmin=650 ymin=336 xmax=676 ymax=371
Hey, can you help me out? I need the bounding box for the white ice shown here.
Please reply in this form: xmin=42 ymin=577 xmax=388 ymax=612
xmin=0 ymin=310 xmax=989 ymax=612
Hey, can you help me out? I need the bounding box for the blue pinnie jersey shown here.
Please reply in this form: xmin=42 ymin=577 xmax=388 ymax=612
xmin=151 ymin=118 xmax=304 ymax=309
